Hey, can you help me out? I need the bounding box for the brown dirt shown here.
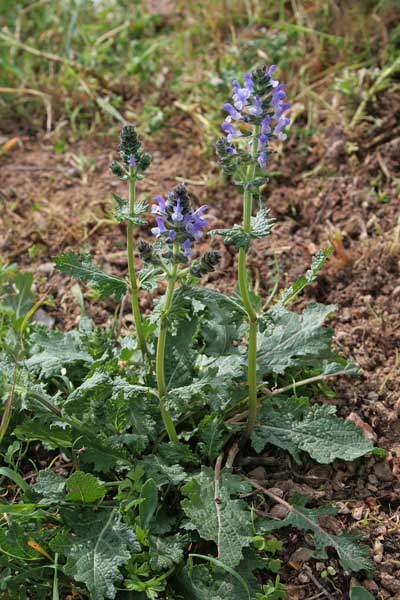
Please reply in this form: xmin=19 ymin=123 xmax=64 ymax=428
xmin=1 ymin=99 xmax=399 ymax=598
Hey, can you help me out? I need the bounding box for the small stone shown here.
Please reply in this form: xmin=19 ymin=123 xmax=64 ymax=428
xmin=381 ymin=573 xmax=400 ymax=593
xmin=31 ymin=308 xmax=55 ymax=328
xmin=269 ymin=504 xmax=289 ymax=519
xmin=315 ymin=562 xmax=325 ymax=572
xmin=367 ymin=392 xmax=379 ymax=402
xmin=247 ymin=466 xmax=267 ymax=481
xmin=290 ymin=547 xmax=314 ymax=563
xmin=346 ymin=413 xmax=377 ymax=441
xmin=267 ymin=487 xmax=284 ymax=498
xmin=38 ymin=262 xmax=55 ymax=274
xmin=373 ymin=554 xmax=383 ymax=564
xmin=298 ymin=573 xmax=310 ymax=584
xmin=373 ymin=461 xmax=393 ymax=482
xmin=363 ymin=580 xmax=379 ymax=594
xmin=368 ymin=473 xmax=379 ymax=485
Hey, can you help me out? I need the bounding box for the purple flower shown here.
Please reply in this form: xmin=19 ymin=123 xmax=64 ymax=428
xmin=274 ymin=117 xmax=291 ymax=141
xmin=258 ymin=151 xmax=267 ymax=169
xmin=272 ymin=84 xmax=287 ymax=109
xmin=267 ymin=64 xmax=279 ymax=88
xmin=258 ymin=133 xmax=269 ymax=151
xmin=169 ymin=230 xmax=176 ymax=241
xmin=151 ymin=216 xmax=167 ymax=237
xmin=249 ymin=95 xmax=263 ymax=116
xmin=274 ymin=101 xmax=291 ymax=119
xmin=128 ymin=154 xmax=137 ymax=168
xmin=223 ymin=103 xmax=242 ymax=120
xmin=261 ymin=115 xmax=271 ymax=135
xmin=243 ymin=72 xmax=253 ymax=91
xmin=181 ymin=239 xmax=192 ymax=256
xmin=151 ymin=194 xmax=166 ymax=214
xmin=171 ymin=199 xmax=184 ymax=222
xmin=232 ymin=77 xmax=252 ymax=110
xmin=221 ymin=119 xmax=241 ymax=142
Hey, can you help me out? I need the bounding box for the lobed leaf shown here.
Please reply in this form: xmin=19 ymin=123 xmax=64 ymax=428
xmin=51 ymin=508 xmax=140 ymax=600
xmin=260 ymin=497 xmax=372 ymax=573
xmin=54 ymin=250 xmax=127 ymax=300
xmin=252 ymin=400 xmax=373 ymax=464
xmin=181 ymin=467 xmax=252 ymax=568
xmin=257 ymin=303 xmax=336 ymax=376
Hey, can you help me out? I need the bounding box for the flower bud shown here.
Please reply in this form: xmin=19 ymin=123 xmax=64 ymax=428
xmin=190 ymin=251 xmax=221 ymax=277
xmin=109 ymin=160 xmax=126 ymax=179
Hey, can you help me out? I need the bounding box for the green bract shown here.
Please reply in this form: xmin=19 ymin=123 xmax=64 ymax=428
xmin=0 ymin=90 xmax=374 ymax=599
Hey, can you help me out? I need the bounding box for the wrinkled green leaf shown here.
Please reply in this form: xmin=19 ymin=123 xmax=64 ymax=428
xmin=149 ymin=533 xmax=187 ymax=570
xmin=257 ymin=303 xmax=336 ymax=375
xmin=182 ymin=467 xmax=252 ymax=568
xmin=51 ymin=508 xmax=139 ymax=600
xmin=33 ymin=471 xmax=65 ymax=504
xmin=252 ymin=400 xmax=373 ymax=464
xmin=210 ymin=207 xmax=274 ymax=251
xmin=66 ymin=472 xmax=106 ymax=504
xmin=260 ymin=497 xmax=372 ymax=573
xmin=26 ymin=329 xmax=93 ymax=378
xmin=55 ymin=250 xmax=127 ymax=300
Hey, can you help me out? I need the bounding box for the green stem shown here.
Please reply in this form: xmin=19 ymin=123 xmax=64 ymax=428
xmin=238 ymin=135 xmax=259 ymax=441
xmin=155 ymin=248 xmax=179 ymax=443
xmin=127 ymin=172 xmax=147 ymax=361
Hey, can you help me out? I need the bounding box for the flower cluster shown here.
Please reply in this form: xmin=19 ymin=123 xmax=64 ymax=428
xmin=150 ymin=183 xmax=209 ymax=257
xmin=217 ymin=64 xmax=291 ymax=172
xmin=110 ymin=124 xmax=151 ymax=178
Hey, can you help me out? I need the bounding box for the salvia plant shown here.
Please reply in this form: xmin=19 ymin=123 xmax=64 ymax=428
xmin=0 ymin=66 xmax=375 ymax=600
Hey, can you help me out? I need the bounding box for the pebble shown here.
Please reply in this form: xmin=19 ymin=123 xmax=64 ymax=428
xmin=368 ymin=473 xmax=379 ymax=485
xmin=247 ymin=466 xmax=267 ymax=481
xmin=381 ymin=573 xmax=400 ymax=593
xmin=290 ymin=547 xmax=314 ymax=563
xmin=38 ymin=262 xmax=55 ymax=274
xmin=269 ymin=504 xmax=289 ymax=519
xmin=298 ymin=573 xmax=310 ymax=584
xmin=373 ymin=461 xmax=393 ymax=482
xmin=31 ymin=308 xmax=55 ymax=328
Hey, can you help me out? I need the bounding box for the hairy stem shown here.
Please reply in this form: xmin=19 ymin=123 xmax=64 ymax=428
xmin=155 ymin=249 xmax=179 ymax=443
xmin=238 ymin=138 xmax=259 ymax=441
xmin=127 ymin=173 xmax=147 ymax=361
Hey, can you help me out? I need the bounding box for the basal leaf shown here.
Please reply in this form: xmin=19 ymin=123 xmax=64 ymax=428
xmin=33 ymin=471 xmax=66 ymax=504
xmin=66 ymin=471 xmax=106 ymax=503
xmin=26 ymin=329 xmax=93 ymax=379
xmin=55 ymin=250 xmax=127 ymax=300
xmin=2 ymin=272 xmax=35 ymax=324
xmin=257 ymin=303 xmax=335 ymax=376
xmin=260 ymin=498 xmax=372 ymax=573
xmin=139 ymin=479 xmax=158 ymax=530
xmin=149 ymin=533 xmax=187 ymax=570
xmin=252 ymin=400 xmax=373 ymax=464
xmin=181 ymin=467 xmax=252 ymax=568
xmin=0 ymin=524 xmax=43 ymax=561
xmin=140 ymin=455 xmax=187 ymax=487
xmin=165 ymin=379 xmax=212 ymax=417
xmin=51 ymin=508 xmax=140 ymax=600
xmin=196 ymin=415 xmax=231 ymax=461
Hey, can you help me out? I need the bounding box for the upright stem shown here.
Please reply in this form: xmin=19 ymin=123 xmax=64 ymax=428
xmin=155 ymin=248 xmax=179 ymax=443
xmin=238 ymin=137 xmax=259 ymax=440
xmin=127 ymin=172 xmax=147 ymax=361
